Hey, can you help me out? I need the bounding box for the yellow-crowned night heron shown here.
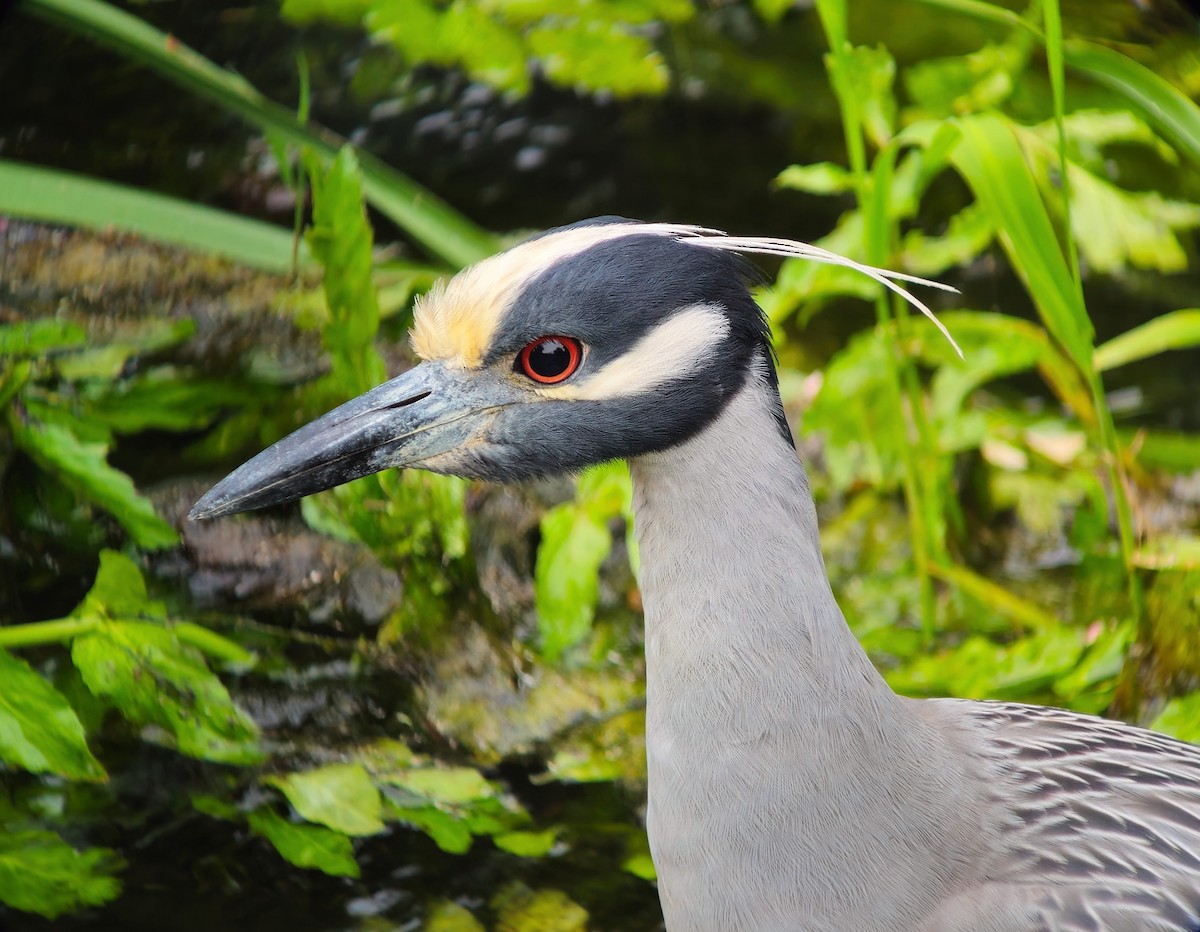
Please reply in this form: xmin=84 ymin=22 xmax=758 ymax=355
xmin=192 ymin=219 xmax=1200 ymax=931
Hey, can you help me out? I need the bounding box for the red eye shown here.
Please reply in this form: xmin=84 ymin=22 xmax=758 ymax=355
xmin=517 ymin=336 xmax=582 ymax=384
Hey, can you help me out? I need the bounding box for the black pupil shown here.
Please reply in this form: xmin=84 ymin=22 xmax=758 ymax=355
xmin=529 ymin=339 xmax=571 ymax=378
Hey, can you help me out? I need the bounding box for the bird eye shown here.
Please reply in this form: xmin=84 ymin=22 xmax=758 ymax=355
xmin=516 ymin=336 xmax=582 ymax=384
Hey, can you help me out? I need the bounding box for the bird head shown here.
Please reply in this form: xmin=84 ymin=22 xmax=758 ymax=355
xmin=190 ymin=218 xmax=954 ymax=519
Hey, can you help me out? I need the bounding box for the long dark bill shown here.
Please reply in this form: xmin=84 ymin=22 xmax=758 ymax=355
xmin=188 ymin=362 xmax=501 ymax=520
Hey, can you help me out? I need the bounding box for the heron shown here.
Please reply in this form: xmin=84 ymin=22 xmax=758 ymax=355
xmin=192 ymin=218 xmax=1200 ymax=931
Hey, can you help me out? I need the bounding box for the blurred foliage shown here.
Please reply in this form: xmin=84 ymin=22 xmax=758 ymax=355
xmin=3 ymin=0 xmax=1200 ymax=926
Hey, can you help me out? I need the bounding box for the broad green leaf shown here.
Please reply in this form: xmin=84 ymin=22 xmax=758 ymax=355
xmin=805 ymin=329 xmax=899 ymax=491
xmin=281 ymin=0 xmax=371 ymax=25
xmin=0 ymin=830 xmax=121 ymax=919
xmin=908 ymin=311 xmax=1092 ymax=424
xmin=903 ymin=42 xmax=1025 ymax=118
xmin=949 ymin=113 xmax=1094 ymax=372
xmin=9 ymin=419 xmax=178 ymax=549
xmin=191 ymin=793 xmax=240 ymax=821
xmin=751 ymin=0 xmax=793 ymax=22
xmin=900 ymin=203 xmax=993 ymax=276
xmin=622 ymin=831 xmax=656 ymax=880
xmin=1094 ymin=309 xmax=1200 ymax=372
xmin=491 ymin=884 xmax=588 ymax=931
xmin=0 ymin=320 xmax=87 ymax=356
xmin=54 ymin=319 xmax=196 ymax=382
xmin=535 ymin=501 xmax=612 ymax=661
xmin=774 ymin=161 xmax=855 ymax=195
xmin=268 ymin=763 xmax=385 ymax=836
xmin=78 ymin=550 xmax=159 ymax=619
xmin=86 ymin=373 xmax=250 ymax=434
xmin=889 ymin=626 xmax=1086 ymax=700
xmin=1053 ymin=620 xmax=1134 ymax=713
xmin=527 ymin=20 xmax=668 ymax=96
xmin=72 ymin=621 xmax=261 ymax=764
xmin=1151 ymin=692 xmax=1200 ymax=743
xmin=370 ymin=0 xmax=529 ymax=94
xmin=492 ymin=828 xmax=557 ymax=857
xmin=387 ymin=766 xmax=495 ymax=805
xmin=425 ymin=900 xmax=487 ymax=932
xmin=1040 ymin=109 xmax=1170 ymax=162
xmin=248 ymin=808 xmax=361 ymax=877
xmin=388 ymin=803 xmax=473 ymax=854
xmin=1061 ymin=164 xmax=1199 ymax=274
xmin=841 ymin=44 xmax=896 ymax=147
xmin=0 ymin=649 xmax=106 ymax=781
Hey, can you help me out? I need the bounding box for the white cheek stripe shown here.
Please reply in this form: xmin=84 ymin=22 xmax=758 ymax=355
xmin=551 ymin=303 xmax=731 ymax=401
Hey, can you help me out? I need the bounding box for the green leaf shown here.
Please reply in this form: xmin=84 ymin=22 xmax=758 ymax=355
xmin=268 ymin=763 xmax=385 ymax=836
xmin=424 ymin=901 xmax=487 ymax=932
xmin=9 ymin=419 xmax=178 ymax=549
xmin=527 ymin=20 xmax=668 ymax=96
xmin=387 ymin=803 xmax=473 ymax=854
xmin=903 ymin=42 xmax=1025 ymax=118
xmin=386 ymin=766 xmax=495 ymax=805
xmin=1060 ymin=164 xmax=1199 ymax=274
xmin=80 ymin=550 xmax=159 ymax=619
xmin=281 ymin=0 xmax=372 ymax=25
xmin=191 ymin=793 xmax=240 ymax=821
xmin=248 ymin=808 xmax=361 ymax=877
xmin=841 ymin=44 xmax=897 ymax=147
xmin=0 ymin=320 xmax=87 ymax=357
xmin=0 ymin=649 xmax=107 ymax=781
xmin=86 ymin=373 xmax=249 ymax=434
xmin=0 ymin=830 xmax=121 ymax=919
xmin=535 ymin=501 xmax=612 ymax=661
xmin=492 ymin=828 xmax=558 ymax=858
xmin=889 ymin=626 xmax=1087 ymax=700
xmin=72 ymin=621 xmax=261 ymax=764
xmin=1094 ymin=309 xmax=1200 ymax=372
xmin=774 ymin=161 xmax=855 ymax=196
xmin=900 ymin=203 xmax=993 ymax=276
xmin=370 ymin=0 xmax=529 ymax=94
xmin=1151 ymin=692 xmax=1200 ymax=743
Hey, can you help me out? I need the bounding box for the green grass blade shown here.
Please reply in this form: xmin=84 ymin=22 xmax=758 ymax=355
xmin=950 ymin=113 xmax=1094 ymax=371
xmin=1042 ymin=0 xmax=1082 ymax=297
xmin=0 ymin=159 xmax=304 ymax=272
xmin=1064 ymin=40 xmax=1200 ymax=169
xmin=908 ymin=0 xmax=1033 ymax=32
xmin=949 ymin=113 xmax=1141 ymax=622
xmin=22 ymin=0 xmax=496 ymax=267
xmin=1094 ymin=309 xmax=1200 ymax=372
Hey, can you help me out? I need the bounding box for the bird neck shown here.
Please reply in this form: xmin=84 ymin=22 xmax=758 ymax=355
xmin=629 ymin=353 xmax=893 ymax=712
xmin=627 ymin=354 xmax=986 ymax=928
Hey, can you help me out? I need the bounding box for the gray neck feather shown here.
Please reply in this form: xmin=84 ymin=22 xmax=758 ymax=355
xmin=629 ymin=355 xmax=990 ymax=929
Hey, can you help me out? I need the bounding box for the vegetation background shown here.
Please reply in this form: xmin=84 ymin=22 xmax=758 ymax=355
xmin=1 ymin=0 xmax=1199 ymax=927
